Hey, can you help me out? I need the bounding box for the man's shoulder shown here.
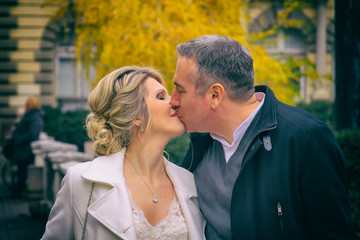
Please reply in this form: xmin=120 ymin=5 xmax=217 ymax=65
xmin=276 ymin=102 xmax=329 ymax=135
xmin=256 ymin=84 xmax=328 ymax=133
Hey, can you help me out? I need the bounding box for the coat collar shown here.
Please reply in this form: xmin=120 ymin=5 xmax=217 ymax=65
xmin=166 ymin=161 xmax=206 ymax=239
xmin=81 ymin=148 xmax=126 ymax=186
xmin=166 ymin=160 xmax=197 ymax=199
xmin=253 ymin=85 xmax=278 ymax=132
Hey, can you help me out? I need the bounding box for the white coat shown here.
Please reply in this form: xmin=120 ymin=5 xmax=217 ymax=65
xmin=41 ymin=148 xmax=206 ymax=240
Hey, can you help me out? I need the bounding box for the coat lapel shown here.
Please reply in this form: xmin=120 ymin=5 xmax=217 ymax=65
xmin=87 ymin=184 xmax=136 ymax=239
xmin=166 ymin=161 xmax=206 ymax=239
xmin=81 ymin=150 xmax=126 ymax=186
xmin=81 ymin=149 xmax=137 ymax=239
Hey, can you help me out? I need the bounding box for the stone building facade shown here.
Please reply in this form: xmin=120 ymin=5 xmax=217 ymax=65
xmin=0 ymin=0 xmax=90 ymax=143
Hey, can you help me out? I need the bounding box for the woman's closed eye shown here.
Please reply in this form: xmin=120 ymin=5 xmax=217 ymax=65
xmin=157 ymin=92 xmax=166 ymax=100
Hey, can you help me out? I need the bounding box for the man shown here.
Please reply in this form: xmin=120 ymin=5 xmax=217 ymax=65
xmin=170 ymin=35 xmax=358 ymax=239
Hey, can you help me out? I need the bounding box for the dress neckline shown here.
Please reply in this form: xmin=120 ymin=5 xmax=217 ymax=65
xmin=126 ymin=186 xmax=176 ymax=227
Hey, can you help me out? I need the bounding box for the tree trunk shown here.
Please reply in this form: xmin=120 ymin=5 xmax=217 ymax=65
xmin=335 ymin=0 xmax=360 ymax=130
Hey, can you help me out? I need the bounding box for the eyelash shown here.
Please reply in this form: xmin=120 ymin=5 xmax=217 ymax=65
xmin=176 ymin=87 xmax=184 ymax=94
xmin=157 ymin=93 xmax=166 ymax=100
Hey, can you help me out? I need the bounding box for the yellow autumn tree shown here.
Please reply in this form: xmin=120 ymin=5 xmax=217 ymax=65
xmin=50 ymin=0 xmax=312 ymax=104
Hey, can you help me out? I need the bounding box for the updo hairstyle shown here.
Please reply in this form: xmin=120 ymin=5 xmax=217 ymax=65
xmin=86 ymin=66 xmax=164 ymax=156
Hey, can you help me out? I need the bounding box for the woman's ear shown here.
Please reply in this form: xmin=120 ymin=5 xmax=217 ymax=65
xmin=133 ymin=118 xmax=142 ymax=128
xmin=207 ymin=83 xmax=224 ymax=109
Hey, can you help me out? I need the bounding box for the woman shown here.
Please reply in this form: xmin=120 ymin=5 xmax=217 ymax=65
xmin=11 ymin=97 xmax=44 ymax=198
xmin=41 ymin=66 xmax=206 ymax=240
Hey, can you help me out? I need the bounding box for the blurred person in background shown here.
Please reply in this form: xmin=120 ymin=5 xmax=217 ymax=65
xmin=41 ymin=66 xmax=205 ymax=240
xmin=11 ymin=97 xmax=44 ymax=198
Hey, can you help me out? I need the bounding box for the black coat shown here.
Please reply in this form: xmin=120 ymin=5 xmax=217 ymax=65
xmin=182 ymin=85 xmax=358 ymax=240
xmin=12 ymin=108 xmax=44 ymax=163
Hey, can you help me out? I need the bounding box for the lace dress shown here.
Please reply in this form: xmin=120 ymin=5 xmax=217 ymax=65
xmin=127 ymin=188 xmax=189 ymax=240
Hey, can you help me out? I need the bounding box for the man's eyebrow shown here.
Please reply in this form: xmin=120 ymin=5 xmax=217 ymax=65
xmin=174 ymin=82 xmax=184 ymax=88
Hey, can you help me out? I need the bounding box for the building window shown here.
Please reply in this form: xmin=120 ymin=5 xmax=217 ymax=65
xmin=262 ymin=28 xmax=307 ymax=100
xmin=54 ymin=22 xmax=95 ymax=111
xmin=57 ymin=48 xmax=77 ymax=97
xmin=265 ymin=28 xmax=305 ymax=56
xmin=55 ymin=46 xmax=92 ymax=111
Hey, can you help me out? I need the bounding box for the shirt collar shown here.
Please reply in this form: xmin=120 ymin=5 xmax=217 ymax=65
xmin=210 ymin=92 xmax=265 ymax=148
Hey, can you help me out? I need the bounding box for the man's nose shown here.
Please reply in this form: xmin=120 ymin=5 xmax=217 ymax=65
xmin=170 ymin=91 xmax=180 ymax=109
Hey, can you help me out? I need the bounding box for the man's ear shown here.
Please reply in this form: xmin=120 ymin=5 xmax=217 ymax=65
xmin=208 ymin=83 xmax=224 ymax=109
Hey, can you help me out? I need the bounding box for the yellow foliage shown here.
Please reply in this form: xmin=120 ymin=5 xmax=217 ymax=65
xmin=49 ymin=0 xmax=310 ymax=105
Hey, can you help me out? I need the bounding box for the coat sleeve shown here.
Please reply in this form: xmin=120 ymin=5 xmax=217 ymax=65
xmin=299 ymin=123 xmax=358 ymax=239
xmin=41 ymin=171 xmax=75 ymax=240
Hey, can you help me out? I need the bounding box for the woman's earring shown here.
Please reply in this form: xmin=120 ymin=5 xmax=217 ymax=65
xmin=141 ymin=127 xmax=144 ymax=132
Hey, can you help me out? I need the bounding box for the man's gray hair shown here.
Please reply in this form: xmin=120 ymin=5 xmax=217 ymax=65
xmin=176 ymin=35 xmax=255 ymax=101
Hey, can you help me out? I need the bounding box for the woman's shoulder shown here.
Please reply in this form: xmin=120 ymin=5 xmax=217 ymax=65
xmin=65 ymin=160 xmax=93 ymax=179
xmin=69 ymin=151 xmax=122 ymax=173
xmin=65 ymin=154 xmax=109 ymax=178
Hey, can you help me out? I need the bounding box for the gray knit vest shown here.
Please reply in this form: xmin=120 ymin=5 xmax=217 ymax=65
xmin=194 ymin=140 xmax=243 ymax=239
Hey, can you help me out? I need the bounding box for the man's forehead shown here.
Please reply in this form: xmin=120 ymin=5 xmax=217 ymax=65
xmin=175 ymin=58 xmax=197 ymax=83
xmin=174 ymin=73 xmax=194 ymax=91
xmin=178 ymin=56 xmax=197 ymax=68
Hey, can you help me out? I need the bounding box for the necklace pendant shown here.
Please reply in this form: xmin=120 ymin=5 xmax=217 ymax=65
xmin=152 ymin=195 xmax=158 ymax=203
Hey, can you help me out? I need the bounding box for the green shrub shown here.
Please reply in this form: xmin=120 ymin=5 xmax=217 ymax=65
xmin=43 ymin=106 xmax=90 ymax=152
xmin=297 ymin=101 xmax=335 ymax=130
xmin=335 ymin=129 xmax=360 ymax=233
xmin=165 ymin=132 xmax=190 ymax=165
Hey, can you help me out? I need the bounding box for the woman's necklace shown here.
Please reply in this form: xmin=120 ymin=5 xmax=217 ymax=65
xmin=127 ymin=157 xmax=166 ymax=203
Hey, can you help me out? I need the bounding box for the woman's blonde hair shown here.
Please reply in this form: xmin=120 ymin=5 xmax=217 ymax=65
xmin=86 ymin=66 xmax=164 ymax=156
xmin=27 ymin=97 xmax=41 ymax=110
